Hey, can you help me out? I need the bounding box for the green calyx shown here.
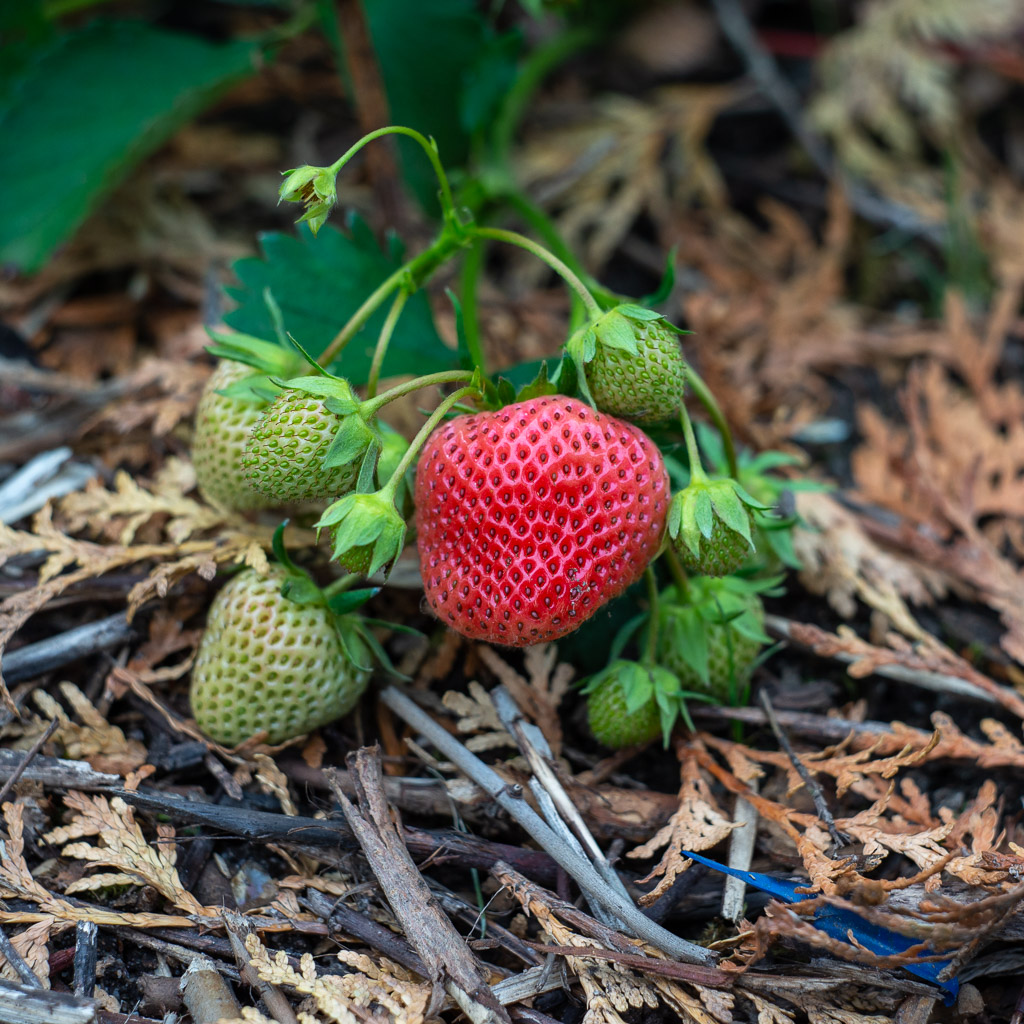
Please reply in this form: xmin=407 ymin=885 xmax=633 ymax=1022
xmin=655 ymin=576 xmax=777 ymax=704
xmin=667 ymin=476 xmax=768 ymax=571
xmin=279 ymin=165 xmax=338 ymax=236
xmin=317 ymin=490 xmax=407 ymax=578
xmin=583 ymin=659 xmax=690 ymax=747
xmin=204 ymin=329 xmax=307 ymax=404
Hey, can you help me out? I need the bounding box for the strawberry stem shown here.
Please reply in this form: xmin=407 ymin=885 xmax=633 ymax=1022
xmin=643 ymin=567 xmax=660 ymax=665
xmin=365 ymin=289 xmax=409 ymax=399
xmin=326 ymin=125 xmax=458 ymax=227
xmin=469 ymin=226 xmax=603 ymax=319
xmin=679 ymin=404 xmax=709 ymax=485
xmin=683 ymin=366 xmax=739 ymax=479
xmin=458 ymin=239 xmax=488 ymax=375
xmin=318 ymin=234 xmax=463 ymax=367
xmin=377 ymin=384 xmax=482 ymax=502
xmin=664 ymin=544 xmax=692 ymax=601
xmin=361 ymin=369 xmax=479 ymax=418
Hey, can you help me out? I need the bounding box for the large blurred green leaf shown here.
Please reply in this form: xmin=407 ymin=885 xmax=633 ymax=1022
xmin=364 ymin=0 xmax=488 ymax=212
xmin=223 ymin=215 xmax=453 ymax=385
xmin=0 ymin=19 xmax=259 ymax=272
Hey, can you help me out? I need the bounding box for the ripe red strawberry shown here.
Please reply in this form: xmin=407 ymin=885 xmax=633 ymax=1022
xmin=193 ymin=360 xmax=279 ymax=512
xmin=243 ymin=390 xmax=361 ymax=503
xmin=190 ymin=566 xmax=371 ymax=746
xmin=415 ymin=397 xmax=669 ymax=646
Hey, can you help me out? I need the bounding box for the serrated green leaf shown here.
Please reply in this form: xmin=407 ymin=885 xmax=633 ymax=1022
xmin=460 ymin=28 xmax=521 ymax=136
xmin=364 ymin=0 xmax=489 ymax=213
xmin=668 ymin=607 xmax=709 ymax=683
xmin=223 ymin=215 xmax=451 ymax=386
xmin=637 ymin=247 xmax=677 ymax=307
xmin=0 ymin=20 xmax=259 ymax=271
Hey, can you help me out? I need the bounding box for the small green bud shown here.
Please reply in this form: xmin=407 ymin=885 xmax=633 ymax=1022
xmin=279 ymin=165 xmax=338 ymax=235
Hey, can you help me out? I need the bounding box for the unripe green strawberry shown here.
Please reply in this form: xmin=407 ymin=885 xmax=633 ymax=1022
xmin=582 ymin=659 xmax=685 ymax=748
xmin=568 ymin=305 xmax=688 ymax=425
xmin=586 ymin=317 xmax=687 ymax=424
xmin=243 ymin=390 xmax=360 ymax=503
xmin=190 ymin=566 xmax=370 ymax=746
xmin=193 ymin=360 xmax=278 ymax=513
xmin=675 ymin=503 xmax=754 ymax=577
xmin=668 ymin=477 xmax=766 ymax=577
xmin=656 ymin=578 xmax=770 ymax=704
xmin=587 ymin=672 xmax=660 ymax=748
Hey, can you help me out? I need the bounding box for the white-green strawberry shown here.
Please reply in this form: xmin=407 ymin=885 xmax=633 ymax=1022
xmin=193 ymin=360 xmax=279 ymax=513
xmin=190 ymin=565 xmax=371 ymax=746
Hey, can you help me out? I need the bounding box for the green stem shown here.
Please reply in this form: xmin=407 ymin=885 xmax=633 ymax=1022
xmin=643 ymin=567 xmax=660 ymax=666
xmin=361 ymin=369 xmax=478 ymax=419
xmin=365 ymin=289 xmax=408 ymax=399
xmin=327 ymin=125 xmax=458 ymax=225
xmin=379 ymin=386 xmax=482 ymax=500
xmin=492 ymin=26 xmax=597 ymax=168
xmin=322 ymin=574 xmax=360 ymax=599
xmin=318 ymin=232 xmax=462 ymax=367
xmin=679 ymin=404 xmax=708 ymax=484
xmin=683 ymin=366 xmax=739 ymax=480
xmin=469 ymin=226 xmax=602 ymax=319
xmin=664 ymin=545 xmax=692 ymax=602
xmin=459 ymin=240 xmax=488 ymax=374
xmin=501 ymin=192 xmax=587 ymax=326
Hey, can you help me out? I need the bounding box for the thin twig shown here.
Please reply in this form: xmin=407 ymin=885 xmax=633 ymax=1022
xmin=0 ymin=925 xmax=42 ymax=988
xmin=0 ymin=719 xmax=59 ymax=804
xmin=72 ymin=921 xmax=97 ymax=999
xmin=3 ymin=615 xmax=134 ymax=684
xmin=722 ymin=780 xmax=759 ymax=923
xmin=380 ymin=685 xmax=717 ymax=966
xmin=759 ymin=690 xmax=847 ymax=852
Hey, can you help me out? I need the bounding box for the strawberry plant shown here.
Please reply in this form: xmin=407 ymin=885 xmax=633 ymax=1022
xmin=187 ymin=122 xmax=802 ymax=746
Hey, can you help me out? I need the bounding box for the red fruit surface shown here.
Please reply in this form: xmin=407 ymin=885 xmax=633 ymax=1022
xmin=415 ymin=397 xmax=670 ymax=646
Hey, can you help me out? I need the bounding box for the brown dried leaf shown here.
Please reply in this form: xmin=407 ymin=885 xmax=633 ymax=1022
xmin=0 ymin=918 xmax=55 ymax=988
xmin=442 ymin=681 xmax=514 ymax=753
xmin=628 ymin=750 xmax=737 ymax=905
xmin=243 ymin=932 xmax=432 ymax=1024
xmin=44 ymin=792 xmax=207 ymax=915
xmin=32 ymin=682 xmax=147 ymax=776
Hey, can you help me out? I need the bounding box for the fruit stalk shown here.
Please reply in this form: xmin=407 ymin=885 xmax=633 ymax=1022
xmin=325 ymin=125 xmax=458 ymax=226
xmin=365 ymin=288 xmax=409 ymax=399
xmin=469 ymin=226 xmax=603 ymax=319
xmin=377 ymin=384 xmax=482 ymax=503
xmin=361 ymin=369 xmax=479 ymax=419
xmin=317 ymin=233 xmax=464 ymax=367
xmin=683 ymin=366 xmax=739 ymax=479
xmin=679 ymin=402 xmax=710 ymax=485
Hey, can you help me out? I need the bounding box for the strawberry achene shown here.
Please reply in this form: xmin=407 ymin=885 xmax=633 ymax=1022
xmin=415 ymin=397 xmax=669 ymax=646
